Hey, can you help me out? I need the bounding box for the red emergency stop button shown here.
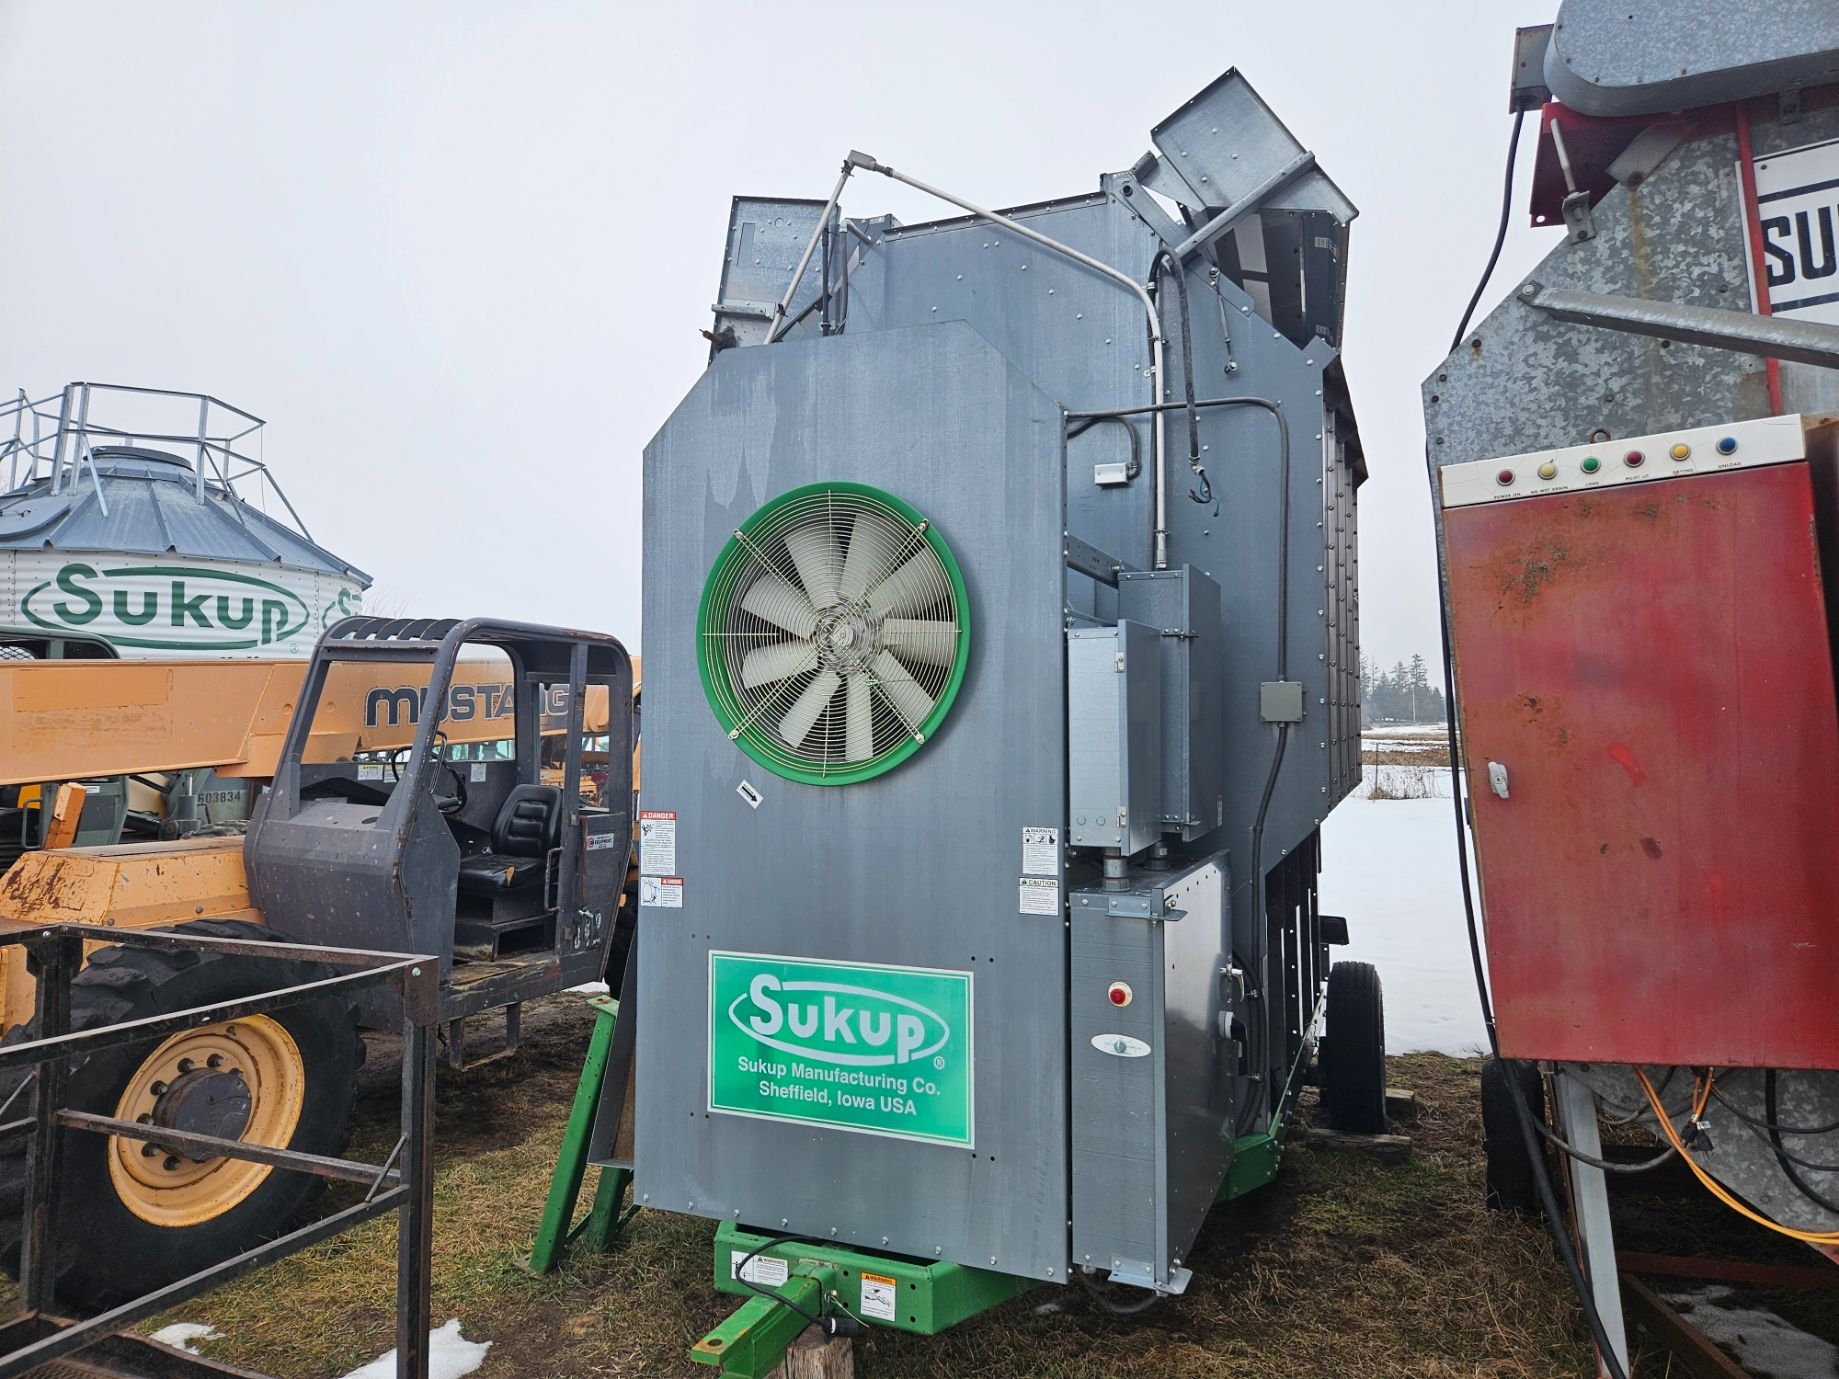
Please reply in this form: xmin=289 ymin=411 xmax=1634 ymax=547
xmin=1107 ymin=981 xmax=1133 ymax=1007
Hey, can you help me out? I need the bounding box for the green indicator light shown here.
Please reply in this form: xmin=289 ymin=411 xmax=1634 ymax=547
xmin=1581 ymin=456 xmax=1601 ymax=474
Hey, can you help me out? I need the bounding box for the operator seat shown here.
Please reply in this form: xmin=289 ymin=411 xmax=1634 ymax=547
xmin=457 ymin=784 xmax=562 ymax=894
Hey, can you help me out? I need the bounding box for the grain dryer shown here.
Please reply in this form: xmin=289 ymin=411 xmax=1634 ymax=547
xmin=616 ymin=70 xmax=1376 ymax=1366
xmin=1429 ymin=5 xmax=1839 ymax=1369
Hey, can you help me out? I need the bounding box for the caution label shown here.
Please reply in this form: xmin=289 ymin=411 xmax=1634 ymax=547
xmin=859 ymin=1271 xmax=897 ymax=1321
xmin=638 ymin=810 xmax=677 ymax=875
xmin=731 ymin=1251 xmax=789 ymax=1287
xmin=1019 ymin=876 xmax=1060 ymax=916
xmin=640 ymin=876 xmax=683 ymax=909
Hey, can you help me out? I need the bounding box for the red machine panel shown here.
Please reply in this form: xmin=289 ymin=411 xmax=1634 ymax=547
xmin=1443 ymin=418 xmax=1839 ymax=1068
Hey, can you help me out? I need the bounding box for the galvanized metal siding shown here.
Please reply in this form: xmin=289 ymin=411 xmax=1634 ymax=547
xmin=1423 ymin=111 xmax=1839 ymax=471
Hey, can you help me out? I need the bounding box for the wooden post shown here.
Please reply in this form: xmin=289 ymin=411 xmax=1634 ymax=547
xmin=768 ymin=1325 xmax=854 ymax=1379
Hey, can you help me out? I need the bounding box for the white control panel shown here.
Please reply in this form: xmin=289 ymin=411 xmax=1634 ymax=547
xmin=1439 ymin=413 xmax=1810 ymax=509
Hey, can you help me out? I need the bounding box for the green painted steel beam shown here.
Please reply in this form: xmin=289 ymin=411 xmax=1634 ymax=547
xmin=526 ymin=996 xmax=623 ymax=1273
xmin=693 ymin=1274 xmax=827 ymax=1376
xmin=712 ymin=1223 xmax=1036 ymax=1337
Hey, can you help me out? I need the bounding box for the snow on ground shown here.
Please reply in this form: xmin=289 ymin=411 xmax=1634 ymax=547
xmin=1320 ymin=768 xmax=1490 ymax=1057
xmin=1661 ymin=1286 xmax=1839 ymax=1379
xmin=338 ymin=1319 xmax=492 ymax=1379
xmin=149 ymin=1323 xmax=221 ymax=1354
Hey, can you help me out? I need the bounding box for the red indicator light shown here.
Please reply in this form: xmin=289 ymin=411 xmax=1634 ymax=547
xmin=1624 ymin=449 xmax=1645 ymax=467
xmin=1107 ymin=982 xmax=1132 ymax=1007
xmin=1495 ymin=469 xmax=1515 ymax=486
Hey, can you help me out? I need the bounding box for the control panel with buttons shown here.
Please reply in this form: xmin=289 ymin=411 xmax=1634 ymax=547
xmin=1439 ymin=414 xmax=1809 ymax=509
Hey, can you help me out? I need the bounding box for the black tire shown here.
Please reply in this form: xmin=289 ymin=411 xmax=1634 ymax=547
xmin=1481 ymin=1057 xmax=1546 ymax=1214
xmin=0 ymin=919 xmax=362 ymax=1312
xmin=1322 ymin=960 xmax=1387 ymax=1134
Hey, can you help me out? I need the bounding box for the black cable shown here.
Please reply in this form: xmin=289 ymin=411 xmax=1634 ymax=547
xmin=1723 ymin=1099 xmax=1839 ymax=1174
xmin=1765 ymin=1070 xmax=1839 ymax=1214
xmin=1076 ymin=1267 xmax=1164 ymax=1315
xmin=1448 ymin=108 xmax=1528 ymax=355
xmin=1710 ymin=1077 xmax=1839 ymax=1138
xmin=1434 ymin=106 xmax=1630 ymax=1379
xmin=1155 ymin=250 xmax=1205 ymax=500
xmin=1528 ymin=1115 xmax=1676 ymax=1174
xmin=730 ymin=1233 xmax=853 ymax=1337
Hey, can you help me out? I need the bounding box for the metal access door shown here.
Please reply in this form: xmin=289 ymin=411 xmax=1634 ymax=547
xmin=1442 ymin=415 xmax=1839 ymax=1069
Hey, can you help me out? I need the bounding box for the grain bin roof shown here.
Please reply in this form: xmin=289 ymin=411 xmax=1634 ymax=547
xmin=0 ymin=445 xmax=368 ymax=582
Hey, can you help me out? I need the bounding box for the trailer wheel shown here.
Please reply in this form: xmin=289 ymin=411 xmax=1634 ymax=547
xmin=1322 ymin=960 xmax=1387 ymax=1133
xmin=0 ymin=919 xmax=362 ymax=1311
xmin=1481 ymin=1057 xmax=1545 ymax=1214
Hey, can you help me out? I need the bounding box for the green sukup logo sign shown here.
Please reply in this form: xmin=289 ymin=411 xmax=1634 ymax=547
xmin=21 ymin=562 xmax=312 ymax=652
xmin=708 ymin=951 xmax=974 ymax=1146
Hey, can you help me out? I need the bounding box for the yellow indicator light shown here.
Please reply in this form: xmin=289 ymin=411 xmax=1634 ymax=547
xmin=1537 ymin=462 xmax=1557 ymax=479
xmin=1670 ymin=442 xmax=1691 ymax=460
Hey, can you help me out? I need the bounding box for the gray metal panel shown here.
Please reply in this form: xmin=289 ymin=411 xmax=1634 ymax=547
xmin=1158 ymin=270 xmax=1346 ymax=921
xmin=1546 ymin=0 xmax=1839 ymax=118
xmin=1067 ymin=619 xmax=1161 ymax=856
xmin=1150 ymin=71 xmax=1305 ymax=213
xmin=1070 ymin=853 xmax=1233 ymax=1290
xmin=863 ymin=198 xmax=1162 ymax=575
xmin=713 ymin=197 xmax=828 ymax=348
xmin=1118 ymin=567 xmax=1223 ymax=841
xmin=635 ymin=321 xmax=1071 ymax=1282
xmin=1068 ymin=890 xmax=1162 ymax=1277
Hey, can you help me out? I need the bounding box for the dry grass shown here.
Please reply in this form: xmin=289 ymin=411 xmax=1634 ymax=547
xmin=129 ymin=1012 xmax=1616 ymax=1379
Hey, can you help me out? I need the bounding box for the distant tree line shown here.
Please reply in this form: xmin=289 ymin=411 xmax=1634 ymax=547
xmin=1360 ymin=653 xmax=1446 ymax=725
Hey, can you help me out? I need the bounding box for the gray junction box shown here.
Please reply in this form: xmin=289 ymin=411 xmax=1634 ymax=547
xmin=618 ymin=68 xmax=1367 ymax=1298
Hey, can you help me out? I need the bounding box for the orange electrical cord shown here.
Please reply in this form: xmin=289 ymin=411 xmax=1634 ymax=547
xmin=1635 ymin=1066 xmax=1839 ymax=1246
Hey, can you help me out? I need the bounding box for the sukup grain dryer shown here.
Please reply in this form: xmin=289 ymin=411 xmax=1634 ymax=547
xmin=1429 ymin=5 xmax=1839 ymax=1372
xmin=605 ymin=69 xmax=1380 ymax=1368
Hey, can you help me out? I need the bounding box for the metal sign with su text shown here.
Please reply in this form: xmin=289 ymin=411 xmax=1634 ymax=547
xmin=1750 ymin=135 xmax=1839 ymax=324
xmin=707 ymin=952 xmax=973 ymax=1146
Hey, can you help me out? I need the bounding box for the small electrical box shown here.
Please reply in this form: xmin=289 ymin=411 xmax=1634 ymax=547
xmin=1067 ymin=620 xmax=1162 ymax=857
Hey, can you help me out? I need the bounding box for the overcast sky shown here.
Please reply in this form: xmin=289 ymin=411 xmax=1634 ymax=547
xmin=0 ymin=0 xmax=1556 ymax=671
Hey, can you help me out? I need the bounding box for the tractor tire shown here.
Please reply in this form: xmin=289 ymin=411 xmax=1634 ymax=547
xmin=1322 ymin=960 xmax=1387 ymax=1134
xmin=0 ymin=919 xmax=363 ymax=1312
xmin=1481 ymin=1057 xmax=1546 ymax=1214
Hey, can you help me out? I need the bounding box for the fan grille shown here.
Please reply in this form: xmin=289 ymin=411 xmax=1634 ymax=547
xmin=698 ymin=482 xmax=970 ymax=785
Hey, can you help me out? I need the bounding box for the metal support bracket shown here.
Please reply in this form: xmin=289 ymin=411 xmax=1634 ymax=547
xmin=1518 ymin=280 xmax=1839 ymax=370
xmin=1063 ymin=532 xmax=1130 ymax=588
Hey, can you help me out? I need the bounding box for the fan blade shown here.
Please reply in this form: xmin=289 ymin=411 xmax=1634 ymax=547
xmin=866 ymin=550 xmax=943 ymax=619
xmin=871 ymin=650 xmax=935 ymax=730
xmin=846 ymin=674 xmax=874 ymax=761
xmin=741 ymin=639 xmax=818 ymax=689
xmin=740 ymin=575 xmax=817 ymax=639
xmin=838 ymin=511 xmax=905 ymax=602
xmin=785 ymin=525 xmax=841 ymax=609
xmin=881 ymin=618 xmax=956 ymax=667
xmin=778 ymin=668 xmax=841 ymax=749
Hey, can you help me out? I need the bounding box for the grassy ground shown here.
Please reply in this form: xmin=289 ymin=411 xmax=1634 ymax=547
xmin=143 ymin=1004 xmax=1607 ymax=1379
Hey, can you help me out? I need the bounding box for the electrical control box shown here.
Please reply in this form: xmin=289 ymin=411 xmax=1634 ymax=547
xmin=1068 ymin=620 xmax=1163 ymax=857
xmin=1441 ymin=413 xmax=1839 ymax=1068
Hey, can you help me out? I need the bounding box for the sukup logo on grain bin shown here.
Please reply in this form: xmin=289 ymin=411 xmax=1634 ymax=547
xmin=708 ymin=952 xmax=973 ymax=1146
xmin=22 ymin=562 xmax=311 ymax=652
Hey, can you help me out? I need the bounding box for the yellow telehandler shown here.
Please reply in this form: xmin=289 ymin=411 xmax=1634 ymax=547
xmin=0 ymin=616 xmax=634 ymax=1310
